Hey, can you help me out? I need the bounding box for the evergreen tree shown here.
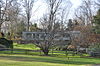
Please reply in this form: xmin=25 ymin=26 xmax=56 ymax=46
xmin=93 ymin=9 xmax=100 ymax=34
xmin=67 ymin=19 xmax=73 ymax=30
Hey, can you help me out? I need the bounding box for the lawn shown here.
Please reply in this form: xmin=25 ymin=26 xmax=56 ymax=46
xmin=0 ymin=54 xmax=100 ymax=66
xmin=13 ymin=43 xmax=40 ymax=50
xmin=0 ymin=43 xmax=100 ymax=66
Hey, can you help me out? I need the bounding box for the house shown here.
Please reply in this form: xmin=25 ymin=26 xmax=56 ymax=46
xmin=22 ymin=31 xmax=70 ymax=41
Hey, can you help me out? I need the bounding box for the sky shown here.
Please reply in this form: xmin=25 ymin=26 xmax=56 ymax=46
xmin=68 ymin=0 xmax=82 ymax=19
xmin=70 ymin=0 xmax=81 ymax=8
xmin=30 ymin=0 xmax=82 ymax=23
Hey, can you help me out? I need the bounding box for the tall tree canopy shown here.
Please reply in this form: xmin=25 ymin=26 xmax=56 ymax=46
xmin=93 ymin=9 xmax=100 ymax=34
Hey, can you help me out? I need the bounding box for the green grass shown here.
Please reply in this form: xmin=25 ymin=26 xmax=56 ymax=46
xmin=13 ymin=43 xmax=40 ymax=50
xmin=0 ymin=43 xmax=100 ymax=66
xmin=0 ymin=54 xmax=100 ymax=66
xmin=0 ymin=43 xmax=41 ymax=55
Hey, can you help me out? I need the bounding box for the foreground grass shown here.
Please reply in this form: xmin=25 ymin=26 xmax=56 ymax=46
xmin=0 ymin=43 xmax=100 ymax=66
xmin=0 ymin=54 xmax=100 ymax=66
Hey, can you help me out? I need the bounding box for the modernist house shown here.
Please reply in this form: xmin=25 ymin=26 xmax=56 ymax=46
xmin=22 ymin=31 xmax=81 ymax=41
xmin=22 ymin=31 xmax=71 ymax=41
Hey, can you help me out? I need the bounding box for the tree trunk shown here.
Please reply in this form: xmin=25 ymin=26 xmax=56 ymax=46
xmin=27 ymin=16 xmax=30 ymax=31
xmin=0 ymin=23 xmax=2 ymax=32
xmin=42 ymin=49 xmax=49 ymax=56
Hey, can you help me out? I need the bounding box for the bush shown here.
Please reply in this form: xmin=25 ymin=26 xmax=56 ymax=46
xmin=88 ymin=43 xmax=100 ymax=52
xmin=0 ymin=38 xmax=13 ymax=49
xmin=88 ymin=43 xmax=100 ymax=57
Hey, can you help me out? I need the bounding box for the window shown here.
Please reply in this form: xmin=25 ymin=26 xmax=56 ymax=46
xmin=26 ymin=33 xmax=32 ymax=39
xmin=32 ymin=34 xmax=35 ymax=38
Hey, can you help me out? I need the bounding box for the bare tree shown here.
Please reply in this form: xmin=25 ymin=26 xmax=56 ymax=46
xmin=72 ymin=25 xmax=92 ymax=46
xmin=95 ymin=0 xmax=100 ymax=7
xmin=0 ymin=0 xmax=21 ymax=33
xmin=0 ymin=0 xmax=23 ymax=40
xmin=60 ymin=1 xmax=72 ymax=30
xmin=22 ymin=0 xmax=35 ymax=31
xmin=7 ymin=0 xmax=21 ymax=38
xmin=35 ymin=0 xmax=62 ymax=55
xmin=75 ymin=0 xmax=94 ymax=25
xmin=0 ymin=0 xmax=7 ymax=31
xmin=34 ymin=0 xmax=72 ymax=55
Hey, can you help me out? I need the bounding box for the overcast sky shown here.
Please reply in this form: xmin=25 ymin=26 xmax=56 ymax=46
xmin=30 ymin=0 xmax=82 ymax=23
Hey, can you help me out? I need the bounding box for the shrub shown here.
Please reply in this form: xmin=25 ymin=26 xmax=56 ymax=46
xmin=88 ymin=43 xmax=100 ymax=57
xmin=88 ymin=43 xmax=100 ymax=52
xmin=0 ymin=38 xmax=13 ymax=49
